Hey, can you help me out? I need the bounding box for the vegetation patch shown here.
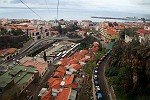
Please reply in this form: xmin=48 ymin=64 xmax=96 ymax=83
xmin=106 ymin=39 xmax=150 ymax=100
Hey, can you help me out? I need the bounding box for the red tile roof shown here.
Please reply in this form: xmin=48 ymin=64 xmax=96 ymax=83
xmin=0 ymin=49 xmax=7 ymax=55
xmin=64 ymin=74 xmax=75 ymax=85
xmin=68 ymin=58 xmax=78 ymax=64
xmin=80 ymin=57 xmax=91 ymax=63
xmin=48 ymin=78 xmax=62 ymax=89
xmin=60 ymin=58 xmax=70 ymax=65
xmin=70 ymin=64 xmax=82 ymax=70
xmin=107 ymin=29 xmax=117 ymax=35
xmin=0 ymin=48 xmax=17 ymax=55
xmin=53 ymin=71 xmax=65 ymax=78
xmin=56 ymin=88 xmax=71 ymax=100
xmin=136 ymin=29 xmax=150 ymax=34
xmin=41 ymin=89 xmax=53 ymax=100
xmin=78 ymin=30 xmax=86 ymax=34
xmin=56 ymin=66 xmax=66 ymax=74
xmin=6 ymin=48 xmax=17 ymax=53
xmin=91 ymin=47 xmax=99 ymax=52
xmin=23 ymin=60 xmax=48 ymax=76
xmin=80 ymin=50 xmax=88 ymax=54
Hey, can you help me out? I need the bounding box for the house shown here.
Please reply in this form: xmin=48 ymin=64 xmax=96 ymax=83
xmin=56 ymin=87 xmax=78 ymax=100
xmin=67 ymin=58 xmax=78 ymax=65
xmin=48 ymin=78 xmax=63 ymax=96
xmin=79 ymin=57 xmax=91 ymax=65
xmin=53 ymin=71 xmax=65 ymax=78
xmin=77 ymin=30 xmax=86 ymax=38
xmin=56 ymin=88 xmax=71 ymax=100
xmin=51 ymin=31 xmax=59 ymax=36
xmin=23 ymin=60 xmax=48 ymax=78
xmin=136 ymin=29 xmax=150 ymax=43
xmin=106 ymin=29 xmax=118 ymax=40
xmin=53 ymin=66 xmax=66 ymax=78
xmin=0 ymin=65 xmax=38 ymax=97
xmin=41 ymin=88 xmax=53 ymax=100
xmin=0 ymin=48 xmax=19 ymax=62
xmin=56 ymin=66 xmax=66 ymax=74
xmin=57 ymin=58 xmax=70 ymax=66
xmin=125 ymin=34 xmax=133 ymax=43
xmin=65 ymin=64 xmax=81 ymax=75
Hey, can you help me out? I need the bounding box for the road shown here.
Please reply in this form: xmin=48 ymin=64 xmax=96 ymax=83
xmin=98 ymin=57 xmax=109 ymax=100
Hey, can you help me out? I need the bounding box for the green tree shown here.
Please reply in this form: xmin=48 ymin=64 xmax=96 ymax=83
xmin=0 ymin=28 xmax=7 ymax=35
xmin=56 ymin=25 xmax=62 ymax=34
xmin=12 ymin=29 xmax=24 ymax=36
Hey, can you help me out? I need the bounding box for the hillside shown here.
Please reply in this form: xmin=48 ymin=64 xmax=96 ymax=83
xmin=106 ymin=40 xmax=150 ymax=99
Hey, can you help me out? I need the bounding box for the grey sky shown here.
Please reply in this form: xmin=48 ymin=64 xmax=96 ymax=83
xmin=0 ymin=0 xmax=150 ymax=21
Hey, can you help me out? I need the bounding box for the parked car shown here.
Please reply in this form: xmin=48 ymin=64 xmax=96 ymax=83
xmin=94 ymin=80 xmax=99 ymax=86
xmin=93 ymin=75 xmax=98 ymax=80
xmin=96 ymin=92 xmax=102 ymax=100
xmin=105 ymin=53 xmax=108 ymax=56
xmin=95 ymin=86 xmax=101 ymax=92
xmin=97 ymin=60 xmax=102 ymax=65
xmin=94 ymin=69 xmax=98 ymax=74
xmin=95 ymin=66 xmax=99 ymax=70
xmin=100 ymin=55 xmax=106 ymax=61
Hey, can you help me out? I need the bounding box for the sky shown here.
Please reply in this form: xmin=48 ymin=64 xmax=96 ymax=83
xmin=0 ymin=0 xmax=150 ymax=21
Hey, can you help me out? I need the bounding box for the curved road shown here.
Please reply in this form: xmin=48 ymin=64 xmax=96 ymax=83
xmin=98 ymin=57 xmax=109 ymax=100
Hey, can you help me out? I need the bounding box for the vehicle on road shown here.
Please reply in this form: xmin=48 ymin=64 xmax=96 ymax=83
xmin=96 ymin=60 xmax=102 ymax=66
xmin=96 ymin=92 xmax=103 ymax=100
xmin=94 ymin=80 xmax=99 ymax=86
xmin=100 ymin=55 xmax=106 ymax=61
xmin=94 ymin=75 xmax=98 ymax=80
xmin=95 ymin=86 xmax=101 ymax=92
xmin=94 ymin=69 xmax=98 ymax=74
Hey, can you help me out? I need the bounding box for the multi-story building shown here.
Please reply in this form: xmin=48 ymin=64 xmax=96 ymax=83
xmin=23 ymin=60 xmax=48 ymax=78
xmin=0 ymin=65 xmax=39 ymax=99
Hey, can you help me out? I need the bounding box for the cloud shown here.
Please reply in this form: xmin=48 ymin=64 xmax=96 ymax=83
xmin=0 ymin=0 xmax=150 ymax=20
xmin=0 ymin=0 xmax=14 ymax=3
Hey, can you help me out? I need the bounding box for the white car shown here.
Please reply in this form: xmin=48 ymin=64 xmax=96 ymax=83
xmin=94 ymin=75 xmax=98 ymax=79
xmin=94 ymin=70 xmax=98 ymax=73
xmin=95 ymin=86 xmax=101 ymax=92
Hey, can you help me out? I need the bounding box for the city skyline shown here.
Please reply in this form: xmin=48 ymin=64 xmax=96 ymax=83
xmin=0 ymin=0 xmax=150 ymax=21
